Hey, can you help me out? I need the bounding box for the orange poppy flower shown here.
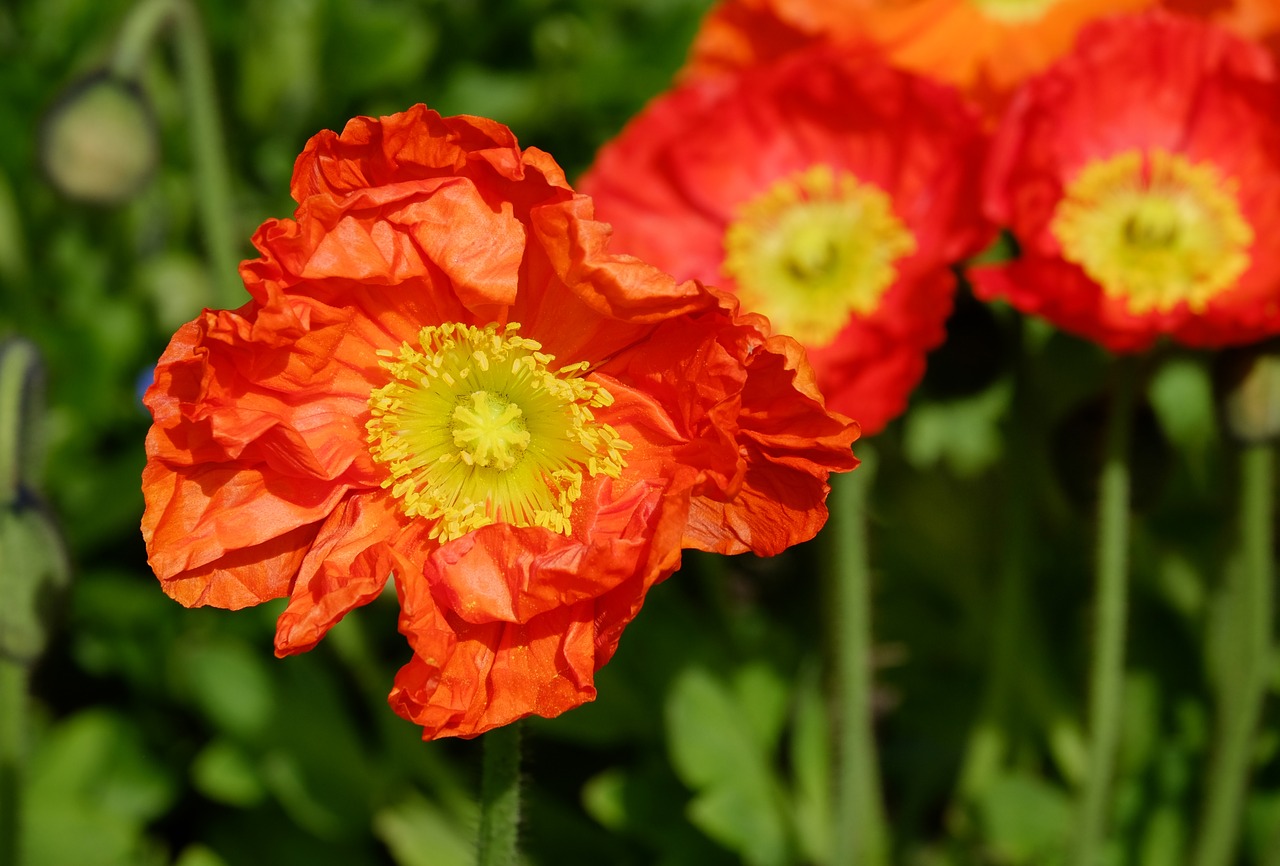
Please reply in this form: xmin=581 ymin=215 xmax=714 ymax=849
xmin=972 ymin=12 xmax=1280 ymax=352
xmin=580 ymin=47 xmax=991 ymax=435
xmin=141 ymin=105 xmax=859 ymax=739
xmin=683 ymin=0 xmax=1156 ymax=117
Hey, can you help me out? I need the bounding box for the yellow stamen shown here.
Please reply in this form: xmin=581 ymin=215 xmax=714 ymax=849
xmin=1051 ymin=148 xmax=1253 ymax=315
xmin=366 ymin=322 xmax=631 ymax=542
xmin=723 ymin=164 xmax=916 ymax=347
xmin=968 ymin=0 xmax=1062 ymax=24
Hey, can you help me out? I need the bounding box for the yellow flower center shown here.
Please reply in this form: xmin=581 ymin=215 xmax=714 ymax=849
xmin=1050 ymin=149 xmax=1253 ymax=315
xmin=366 ymin=322 xmax=631 ymax=542
xmin=722 ymin=165 xmax=916 ymax=347
xmin=968 ymin=0 xmax=1061 ymax=23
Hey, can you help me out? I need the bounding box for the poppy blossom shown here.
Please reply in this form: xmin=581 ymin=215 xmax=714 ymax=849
xmin=580 ymin=47 xmax=992 ymax=434
xmin=972 ymin=11 xmax=1280 ymax=352
xmin=682 ymin=0 xmax=1156 ymax=117
xmin=141 ymin=105 xmax=859 ymax=739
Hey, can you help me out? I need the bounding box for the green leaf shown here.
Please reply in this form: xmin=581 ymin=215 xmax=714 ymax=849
xmin=23 ymin=709 xmax=174 ymax=866
xmin=0 ymin=498 xmax=70 ymax=664
xmin=974 ymin=772 xmax=1072 ymax=866
xmin=902 ymin=381 xmax=1011 ymax=478
xmin=581 ymin=768 xmax=628 ymax=832
xmin=373 ymin=790 xmax=475 ymax=866
xmin=665 ymin=665 xmax=793 ymax=866
xmin=191 ymin=738 xmax=266 ymax=807
xmin=172 ymin=845 xmax=231 ymax=866
xmin=171 ymin=636 xmax=276 ymax=740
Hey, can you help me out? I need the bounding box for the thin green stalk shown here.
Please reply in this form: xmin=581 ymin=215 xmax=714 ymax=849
xmin=1072 ymin=359 xmax=1138 ymax=866
xmin=0 ymin=661 xmax=27 ymax=866
xmin=1190 ymin=442 xmax=1274 ymax=866
xmin=111 ymin=0 xmax=243 ymax=308
xmin=0 ymin=340 xmax=39 ymax=504
xmin=1265 ymin=818 xmax=1280 ymax=866
xmin=171 ymin=0 xmax=243 ymax=308
xmin=109 ymin=0 xmax=176 ymax=79
xmin=830 ymin=448 xmax=888 ymax=866
xmin=476 ymin=722 xmax=522 ymax=866
xmin=952 ymin=331 xmax=1033 ymax=816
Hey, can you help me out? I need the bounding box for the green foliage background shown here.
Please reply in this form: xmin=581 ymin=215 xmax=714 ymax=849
xmin=1 ymin=1 xmax=1277 ymax=864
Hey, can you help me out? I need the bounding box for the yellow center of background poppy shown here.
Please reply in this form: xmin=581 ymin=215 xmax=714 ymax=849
xmin=968 ymin=0 xmax=1061 ymax=23
xmin=366 ymin=322 xmax=630 ymax=542
xmin=1051 ymin=149 xmax=1253 ymax=315
xmin=722 ymin=164 xmax=916 ymax=347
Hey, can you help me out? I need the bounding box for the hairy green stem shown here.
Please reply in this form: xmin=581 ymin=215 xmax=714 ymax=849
xmin=830 ymin=449 xmax=888 ymax=866
xmin=1190 ymin=442 xmax=1274 ymax=866
xmin=1072 ymin=359 xmax=1137 ymax=866
xmin=476 ymin=722 xmax=522 ymax=866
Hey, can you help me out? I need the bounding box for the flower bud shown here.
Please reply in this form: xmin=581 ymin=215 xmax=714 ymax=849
xmin=1214 ymin=340 xmax=1280 ymax=445
xmin=40 ymin=72 xmax=159 ymax=205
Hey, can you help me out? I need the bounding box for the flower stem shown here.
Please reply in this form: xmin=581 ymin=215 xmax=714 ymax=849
xmin=0 ymin=660 xmax=26 ymax=866
xmin=1071 ymin=358 xmax=1137 ymax=866
xmin=170 ymin=0 xmax=243 ymax=309
xmin=475 ymin=722 xmax=522 ymax=866
xmin=1190 ymin=441 xmax=1274 ymax=866
xmin=109 ymin=0 xmax=175 ymax=79
xmin=952 ymin=361 xmax=1034 ymax=819
xmin=111 ymin=0 xmax=243 ymax=309
xmin=830 ymin=448 xmax=888 ymax=866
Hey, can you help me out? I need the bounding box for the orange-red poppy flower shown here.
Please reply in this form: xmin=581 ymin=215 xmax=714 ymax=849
xmin=683 ymin=0 xmax=1156 ymax=117
xmin=580 ymin=47 xmax=992 ymax=435
xmin=141 ymin=105 xmax=859 ymax=739
xmin=972 ymin=12 xmax=1280 ymax=352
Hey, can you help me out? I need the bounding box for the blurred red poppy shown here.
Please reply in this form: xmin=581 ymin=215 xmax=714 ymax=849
xmin=972 ymin=11 xmax=1280 ymax=351
xmin=581 ymin=47 xmax=991 ymax=434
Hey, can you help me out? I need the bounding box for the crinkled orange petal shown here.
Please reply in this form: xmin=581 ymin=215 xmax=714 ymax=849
xmin=145 ymin=305 xmax=378 ymax=485
xmin=273 ymin=492 xmax=405 ymax=655
xmin=390 ymin=565 xmax=601 ymax=739
xmin=291 ymin=106 xmax=558 ymax=203
xmin=682 ymin=302 xmax=860 ymax=554
xmin=274 ymin=177 xmax=525 ymax=317
xmin=142 ymin=458 xmax=348 ymax=580
xmin=155 ymin=525 xmax=317 ymax=610
xmin=426 ymin=476 xmax=669 ymax=626
xmin=529 ymin=196 xmax=709 ymax=322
